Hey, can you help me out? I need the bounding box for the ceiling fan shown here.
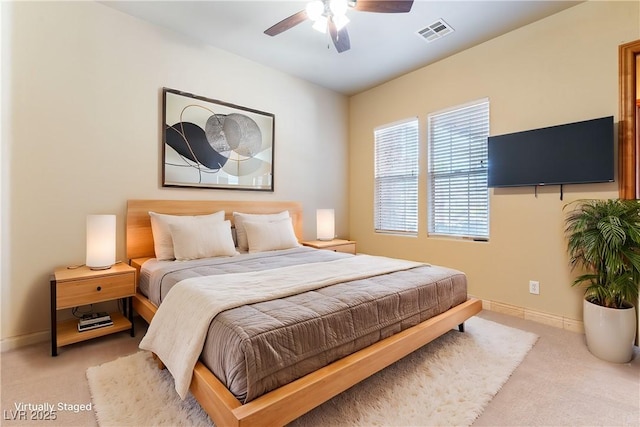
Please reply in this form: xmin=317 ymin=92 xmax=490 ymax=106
xmin=264 ymin=0 xmax=414 ymax=53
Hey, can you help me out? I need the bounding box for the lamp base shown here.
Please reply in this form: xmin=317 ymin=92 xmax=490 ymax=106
xmin=317 ymin=238 xmax=334 ymax=241
xmin=88 ymin=265 xmax=112 ymax=271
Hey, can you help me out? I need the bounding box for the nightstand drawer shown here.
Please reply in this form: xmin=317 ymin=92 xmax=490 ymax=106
xmin=301 ymin=239 xmax=356 ymax=255
xmin=332 ymin=243 xmax=356 ymax=254
xmin=57 ymin=272 xmax=135 ymax=309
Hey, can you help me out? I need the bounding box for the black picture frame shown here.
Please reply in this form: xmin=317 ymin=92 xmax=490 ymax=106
xmin=162 ymin=88 xmax=275 ymax=191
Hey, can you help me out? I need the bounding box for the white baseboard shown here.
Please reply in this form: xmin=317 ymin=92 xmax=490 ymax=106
xmin=476 ymin=297 xmax=585 ymax=334
xmin=1 ymin=330 xmax=50 ymax=352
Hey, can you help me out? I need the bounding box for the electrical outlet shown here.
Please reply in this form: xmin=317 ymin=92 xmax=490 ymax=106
xmin=529 ymin=280 xmax=540 ymax=295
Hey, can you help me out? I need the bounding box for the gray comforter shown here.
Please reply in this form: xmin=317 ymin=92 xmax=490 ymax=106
xmin=140 ymin=247 xmax=467 ymax=402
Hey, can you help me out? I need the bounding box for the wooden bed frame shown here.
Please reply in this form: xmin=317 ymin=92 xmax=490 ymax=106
xmin=126 ymin=199 xmax=482 ymax=427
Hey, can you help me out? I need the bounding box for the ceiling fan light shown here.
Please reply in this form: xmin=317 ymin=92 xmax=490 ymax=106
xmin=330 ymin=0 xmax=349 ymax=17
xmin=333 ymin=14 xmax=350 ymax=31
xmin=312 ymin=15 xmax=328 ymax=33
xmin=306 ymin=0 xmax=324 ymax=21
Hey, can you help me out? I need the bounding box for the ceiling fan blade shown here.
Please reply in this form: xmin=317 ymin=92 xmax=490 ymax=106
xmin=264 ymin=10 xmax=308 ymax=36
xmin=328 ymin=19 xmax=350 ymax=53
xmin=352 ymin=0 xmax=414 ymax=13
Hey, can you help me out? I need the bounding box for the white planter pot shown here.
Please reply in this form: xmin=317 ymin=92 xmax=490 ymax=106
xmin=583 ymin=299 xmax=637 ymax=363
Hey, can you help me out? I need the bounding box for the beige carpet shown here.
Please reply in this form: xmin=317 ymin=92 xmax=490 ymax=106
xmin=86 ymin=316 xmax=537 ymax=426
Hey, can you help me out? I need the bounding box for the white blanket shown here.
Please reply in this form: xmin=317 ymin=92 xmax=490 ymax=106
xmin=139 ymin=254 xmax=424 ymax=399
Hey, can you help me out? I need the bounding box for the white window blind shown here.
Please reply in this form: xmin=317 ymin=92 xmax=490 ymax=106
xmin=374 ymin=118 xmax=419 ymax=234
xmin=428 ymin=100 xmax=489 ymax=238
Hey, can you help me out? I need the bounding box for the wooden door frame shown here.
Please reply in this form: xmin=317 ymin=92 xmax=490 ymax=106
xmin=619 ymin=39 xmax=640 ymax=199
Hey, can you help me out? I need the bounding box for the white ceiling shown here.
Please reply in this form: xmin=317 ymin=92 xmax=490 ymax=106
xmin=102 ymin=0 xmax=582 ymax=95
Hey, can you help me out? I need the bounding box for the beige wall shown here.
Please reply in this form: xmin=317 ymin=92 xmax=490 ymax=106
xmin=1 ymin=2 xmax=349 ymax=344
xmin=349 ymin=1 xmax=640 ymax=322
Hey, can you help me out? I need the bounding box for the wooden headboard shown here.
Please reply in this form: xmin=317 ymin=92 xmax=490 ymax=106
xmin=126 ymin=199 xmax=303 ymax=260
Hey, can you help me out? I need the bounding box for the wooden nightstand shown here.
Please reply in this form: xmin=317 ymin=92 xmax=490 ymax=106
xmin=302 ymin=239 xmax=356 ymax=254
xmin=50 ymin=263 xmax=136 ymax=356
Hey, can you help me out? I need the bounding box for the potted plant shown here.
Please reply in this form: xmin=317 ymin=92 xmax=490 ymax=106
xmin=564 ymin=198 xmax=640 ymax=363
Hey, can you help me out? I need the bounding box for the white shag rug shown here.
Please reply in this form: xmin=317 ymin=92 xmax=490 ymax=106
xmin=86 ymin=316 xmax=537 ymax=427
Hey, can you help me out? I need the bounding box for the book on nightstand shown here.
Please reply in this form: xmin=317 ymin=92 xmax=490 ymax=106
xmin=78 ymin=312 xmax=113 ymax=331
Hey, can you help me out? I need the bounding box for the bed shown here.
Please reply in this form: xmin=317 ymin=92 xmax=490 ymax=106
xmin=126 ymin=199 xmax=482 ymax=426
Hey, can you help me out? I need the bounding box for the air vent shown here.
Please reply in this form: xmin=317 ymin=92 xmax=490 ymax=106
xmin=417 ymin=19 xmax=454 ymax=43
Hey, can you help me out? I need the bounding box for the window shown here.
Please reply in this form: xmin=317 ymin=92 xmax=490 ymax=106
xmin=374 ymin=118 xmax=419 ymax=234
xmin=427 ymin=99 xmax=490 ymax=239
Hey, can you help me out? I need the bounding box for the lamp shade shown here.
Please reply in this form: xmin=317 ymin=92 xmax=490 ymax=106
xmin=86 ymin=214 xmax=116 ymax=270
xmin=316 ymin=209 xmax=335 ymax=241
xmin=305 ymin=0 xmax=324 ymax=20
xmin=330 ymin=0 xmax=348 ymax=17
xmin=312 ymin=15 xmax=328 ymax=33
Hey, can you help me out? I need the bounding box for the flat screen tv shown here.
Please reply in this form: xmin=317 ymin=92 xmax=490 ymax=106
xmin=487 ymin=116 xmax=614 ymax=188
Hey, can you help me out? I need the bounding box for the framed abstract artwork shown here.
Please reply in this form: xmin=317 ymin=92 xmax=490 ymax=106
xmin=162 ymin=88 xmax=275 ymax=191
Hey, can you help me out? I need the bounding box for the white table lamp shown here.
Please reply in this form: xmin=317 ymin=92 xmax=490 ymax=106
xmin=86 ymin=214 xmax=116 ymax=270
xmin=316 ymin=209 xmax=335 ymax=241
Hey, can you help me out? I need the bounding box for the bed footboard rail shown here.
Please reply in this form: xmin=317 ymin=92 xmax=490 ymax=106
xmin=190 ymin=297 xmax=482 ymax=427
xmin=132 ymin=292 xmax=156 ymax=324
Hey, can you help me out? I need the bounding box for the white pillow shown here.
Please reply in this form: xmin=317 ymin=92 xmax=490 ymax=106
xmin=243 ymin=218 xmax=301 ymax=253
xmin=233 ymin=211 xmax=290 ymax=251
xmin=149 ymin=211 xmax=225 ymax=260
xmin=169 ymin=220 xmax=238 ymax=261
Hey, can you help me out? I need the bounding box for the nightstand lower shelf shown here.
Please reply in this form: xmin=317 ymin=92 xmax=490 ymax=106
xmin=56 ymin=311 xmax=132 ymax=347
